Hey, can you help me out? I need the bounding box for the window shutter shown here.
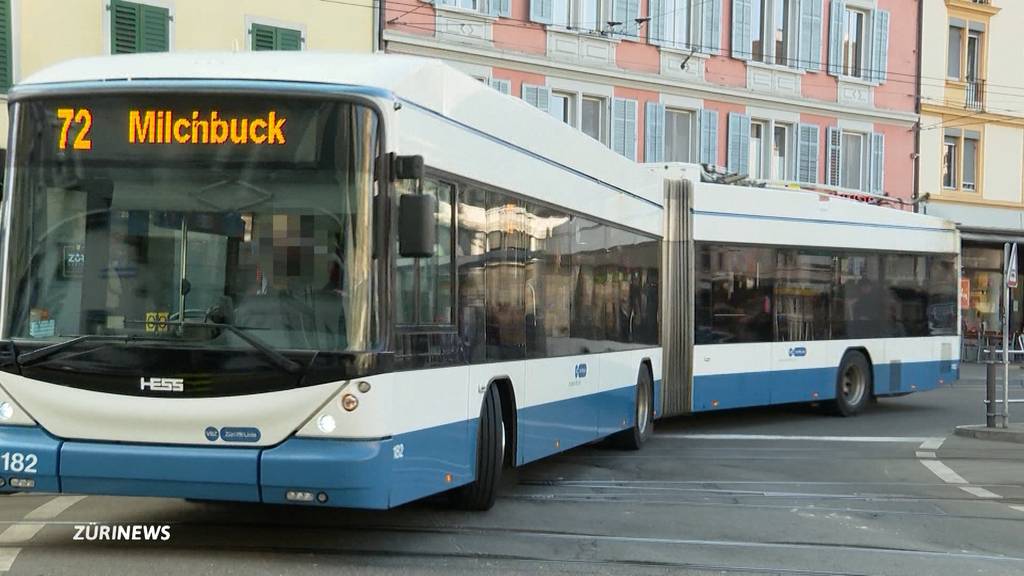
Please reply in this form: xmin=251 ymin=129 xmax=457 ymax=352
xmin=612 ymin=98 xmax=637 ymax=160
xmin=276 ymin=27 xmax=303 ymax=51
xmin=869 ymin=132 xmax=885 ymax=194
xmin=645 ymin=102 xmax=666 ymax=163
xmin=699 ymin=109 xmax=719 ymax=166
xmin=488 ymin=78 xmax=511 ymax=95
xmin=0 ymin=0 xmax=11 ymax=91
xmin=727 ymin=113 xmax=750 ymax=175
xmin=797 ymin=0 xmax=823 ymax=71
xmin=251 ymin=24 xmax=276 ymax=51
xmin=488 ymin=0 xmax=511 ymax=17
xmin=111 ymin=0 xmax=140 ymax=54
xmin=530 ymin=0 xmax=553 ymax=24
xmin=827 ymin=126 xmax=842 ymax=186
xmin=731 ymin=0 xmax=752 ymax=61
xmin=138 ymin=3 xmax=170 ymax=53
xmin=648 ymin=0 xmax=664 ymax=46
xmin=797 ymin=124 xmax=820 ymax=184
xmin=613 ymin=0 xmax=640 ymax=40
xmin=827 ymin=0 xmax=845 ymax=77
xmin=870 ymin=9 xmax=890 ymax=84
xmin=701 ymin=0 xmax=723 ymax=54
xmin=522 ymin=84 xmax=550 ymax=113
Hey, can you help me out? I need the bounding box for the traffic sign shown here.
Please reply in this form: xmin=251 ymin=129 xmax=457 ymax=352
xmin=1007 ymin=243 xmax=1018 ymax=288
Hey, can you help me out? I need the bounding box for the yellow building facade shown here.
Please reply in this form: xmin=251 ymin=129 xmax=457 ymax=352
xmin=919 ymin=0 xmax=1024 ymax=336
xmin=0 ymin=0 xmax=377 ymax=146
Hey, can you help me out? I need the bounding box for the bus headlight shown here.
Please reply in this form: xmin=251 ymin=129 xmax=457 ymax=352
xmin=0 ymin=386 xmax=34 ymax=426
xmin=295 ymin=375 xmax=391 ymax=439
xmin=0 ymin=402 xmax=12 ymax=421
xmin=317 ymin=414 xmax=337 ymax=433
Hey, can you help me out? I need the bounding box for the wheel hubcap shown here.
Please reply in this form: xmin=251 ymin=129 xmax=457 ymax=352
xmin=637 ymin=380 xmax=650 ymax=434
xmin=841 ymin=364 xmax=866 ymax=406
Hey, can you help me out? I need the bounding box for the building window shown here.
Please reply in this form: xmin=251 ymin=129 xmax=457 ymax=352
xmin=943 ymin=130 xmax=980 ymax=192
xmin=110 ymin=0 xmax=171 ymax=54
xmin=772 ymin=123 xmax=790 ymax=180
xmin=749 ymin=121 xmax=767 ymax=179
xmin=840 ymin=132 xmax=864 ymax=191
xmin=551 ymin=92 xmax=575 ymax=126
xmin=773 ymin=0 xmax=789 ymax=65
xmin=581 ymin=96 xmax=606 ymax=143
xmin=966 ymin=31 xmax=981 ymax=82
xmin=250 ymin=23 xmax=304 ymax=51
xmin=751 ymin=0 xmax=766 ymax=61
xmin=665 ymin=109 xmax=693 ymax=162
xmin=552 ymin=0 xmax=606 ymax=32
xmin=943 ymin=137 xmax=958 ymax=190
xmin=842 ymin=8 xmax=865 ymax=78
xmin=947 ymin=25 xmax=962 ymax=79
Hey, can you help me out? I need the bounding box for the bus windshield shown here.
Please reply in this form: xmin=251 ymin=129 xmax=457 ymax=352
xmin=4 ymin=93 xmax=379 ymax=354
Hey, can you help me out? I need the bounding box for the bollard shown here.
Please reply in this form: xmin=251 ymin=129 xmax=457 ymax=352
xmin=987 ymin=362 xmax=998 ymax=428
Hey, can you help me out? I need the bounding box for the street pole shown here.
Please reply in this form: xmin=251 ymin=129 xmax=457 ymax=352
xmin=1004 ymin=242 xmax=1017 ymax=428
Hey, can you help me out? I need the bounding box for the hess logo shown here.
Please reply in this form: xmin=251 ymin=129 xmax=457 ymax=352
xmin=140 ymin=377 xmax=184 ymax=393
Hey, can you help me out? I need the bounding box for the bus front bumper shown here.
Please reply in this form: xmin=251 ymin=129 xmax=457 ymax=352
xmin=0 ymin=426 xmax=394 ymax=509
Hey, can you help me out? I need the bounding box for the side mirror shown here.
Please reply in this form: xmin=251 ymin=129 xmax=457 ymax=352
xmin=398 ymin=194 xmax=436 ymax=258
xmin=391 ymin=154 xmax=423 ymax=181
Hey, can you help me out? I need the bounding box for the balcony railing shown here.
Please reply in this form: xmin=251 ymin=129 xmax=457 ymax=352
xmin=966 ymin=78 xmax=985 ymax=111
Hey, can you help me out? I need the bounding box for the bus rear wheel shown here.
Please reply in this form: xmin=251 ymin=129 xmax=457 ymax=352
xmin=834 ymin=352 xmax=872 ymax=417
xmin=450 ymin=384 xmax=503 ymax=511
xmin=613 ymin=366 xmax=654 ymax=450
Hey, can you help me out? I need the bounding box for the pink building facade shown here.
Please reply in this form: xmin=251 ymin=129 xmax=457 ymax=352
xmin=383 ymin=0 xmax=919 ymax=201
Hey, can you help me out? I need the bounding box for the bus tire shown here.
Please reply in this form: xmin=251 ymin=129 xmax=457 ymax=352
xmin=613 ymin=366 xmax=654 ymax=450
xmin=834 ymin=351 xmax=872 ymax=417
xmin=450 ymin=384 xmax=503 ymax=511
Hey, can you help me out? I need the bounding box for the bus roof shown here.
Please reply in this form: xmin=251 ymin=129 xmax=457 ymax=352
xmin=18 ymin=52 xmax=664 ymax=210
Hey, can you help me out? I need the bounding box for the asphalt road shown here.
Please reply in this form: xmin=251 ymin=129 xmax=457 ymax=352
xmin=2 ymin=367 xmax=1023 ymax=576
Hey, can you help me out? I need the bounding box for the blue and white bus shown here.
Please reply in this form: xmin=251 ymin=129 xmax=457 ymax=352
xmin=0 ymin=53 xmax=958 ymax=511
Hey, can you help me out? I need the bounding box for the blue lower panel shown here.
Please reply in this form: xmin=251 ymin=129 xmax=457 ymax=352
xmin=519 ymin=387 xmax=634 ymax=464
xmin=61 ymin=441 xmax=260 ymax=502
xmin=693 ymin=360 xmax=951 ymax=412
xmin=261 ymin=437 xmax=392 ymax=509
xmin=0 ymin=426 xmax=61 ymax=493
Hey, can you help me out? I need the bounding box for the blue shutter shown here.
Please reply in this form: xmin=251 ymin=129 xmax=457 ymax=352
xmin=649 ymin=0 xmax=665 ymax=46
xmin=613 ymin=0 xmax=640 ymax=40
xmin=645 ymin=102 xmax=666 ymax=163
xmin=871 ymin=9 xmax=890 ymax=84
xmin=827 ymin=126 xmax=842 ymax=186
xmin=702 ymin=0 xmax=723 ymax=54
xmin=731 ymin=0 xmax=752 ymax=61
xmin=699 ymin=109 xmax=719 ymax=166
xmin=530 ymin=0 xmax=553 ymax=24
xmin=612 ymin=98 xmax=637 ymax=160
xmin=798 ymin=0 xmax=823 ymax=71
xmin=827 ymin=0 xmax=845 ymax=77
xmin=0 ymin=0 xmax=10 ymax=91
xmin=727 ymin=112 xmax=751 ymax=175
xmin=870 ymin=132 xmax=885 ymax=193
xmin=522 ymin=84 xmax=551 ymax=113
xmin=488 ymin=0 xmax=511 ymax=17
xmin=797 ymin=124 xmax=820 ymax=184
xmin=489 ymin=78 xmax=511 ymax=94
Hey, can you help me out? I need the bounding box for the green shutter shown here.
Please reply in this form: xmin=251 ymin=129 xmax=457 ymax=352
xmin=251 ymin=23 xmax=303 ymax=51
xmin=110 ymin=1 xmax=169 ymax=54
xmin=0 ymin=0 xmax=11 ymax=91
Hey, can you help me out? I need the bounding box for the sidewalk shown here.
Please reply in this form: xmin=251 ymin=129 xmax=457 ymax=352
xmin=955 ymin=361 xmax=1024 ymax=443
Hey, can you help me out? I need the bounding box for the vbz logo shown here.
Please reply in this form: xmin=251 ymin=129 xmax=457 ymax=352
xmin=140 ymin=377 xmax=184 ymax=392
xmin=574 ymin=363 xmax=588 ymax=379
xmin=788 ymin=347 xmax=807 ymax=358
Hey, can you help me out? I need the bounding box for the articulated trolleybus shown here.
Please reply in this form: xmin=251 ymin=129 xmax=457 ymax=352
xmin=0 ymin=53 xmax=958 ymax=510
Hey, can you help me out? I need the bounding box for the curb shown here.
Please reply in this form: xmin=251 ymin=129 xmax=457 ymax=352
xmin=954 ymin=425 xmax=1024 ymax=444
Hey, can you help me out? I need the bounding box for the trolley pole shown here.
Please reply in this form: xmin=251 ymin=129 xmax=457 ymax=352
xmin=1004 ymin=242 xmax=1017 ymax=428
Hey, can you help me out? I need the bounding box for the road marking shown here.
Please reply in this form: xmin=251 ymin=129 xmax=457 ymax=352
xmin=915 ymin=451 xmax=936 ymax=459
xmin=1010 ymin=505 xmax=1024 ymax=514
xmin=919 ymin=437 xmax=945 ymax=451
xmin=659 ymin=434 xmax=941 ymax=443
xmin=920 ymin=460 xmax=968 ymax=485
xmin=959 ymin=486 xmax=1002 ymax=499
xmin=0 ymin=495 xmax=86 ymax=572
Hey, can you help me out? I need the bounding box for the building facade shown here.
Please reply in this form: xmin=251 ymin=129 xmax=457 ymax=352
xmin=0 ymin=0 xmax=378 ymax=147
xmin=918 ymin=0 xmax=1022 ymax=337
xmin=383 ymin=0 xmax=920 ymax=202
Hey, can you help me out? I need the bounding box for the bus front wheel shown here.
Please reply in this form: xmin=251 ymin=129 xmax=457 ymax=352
xmin=834 ymin=352 xmax=872 ymax=417
xmin=613 ymin=366 xmax=654 ymax=450
xmin=450 ymin=384 xmax=503 ymax=511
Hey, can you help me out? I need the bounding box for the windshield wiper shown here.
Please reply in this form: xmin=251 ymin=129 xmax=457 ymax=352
xmin=17 ymin=334 xmax=177 ymax=367
xmin=182 ymin=321 xmax=304 ymax=375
